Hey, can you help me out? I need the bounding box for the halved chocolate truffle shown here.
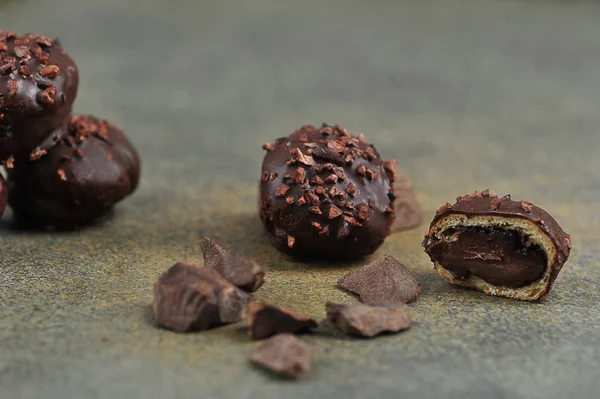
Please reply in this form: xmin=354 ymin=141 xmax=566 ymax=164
xmin=0 ymin=30 xmax=79 ymax=161
xmin=259 ymin=124 xmax=397 ymax=260
xmin=422 ymin=190 xmax=571 ymax=301
xmin=8 ymin=115 xmax=140 ymax=227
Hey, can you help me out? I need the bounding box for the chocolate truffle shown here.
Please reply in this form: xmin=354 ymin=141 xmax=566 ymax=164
xmin=8 ymin=115 xmax=140 ymax=227
xmin=0 ymin=30 xmax=79 ymax=161
xmin=422 ymin=190 xmax=571 ymax=301
xmin=0 ymin=173 xmax=7 ymax=218
xmin=259 ymin=124 xmax=397 ymax=260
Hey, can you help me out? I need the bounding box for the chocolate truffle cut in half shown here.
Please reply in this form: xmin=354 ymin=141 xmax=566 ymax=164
xmin=260 ymin=124 xmax=399 ymax=260
xmin=422 ymin=190 xmax=571 ymax=301
xmin=0 ymin=30 xmax=79 ymax=161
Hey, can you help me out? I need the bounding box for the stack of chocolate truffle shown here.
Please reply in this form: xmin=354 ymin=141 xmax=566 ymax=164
xmin=0 ymin=30 xmax=140 ymax=226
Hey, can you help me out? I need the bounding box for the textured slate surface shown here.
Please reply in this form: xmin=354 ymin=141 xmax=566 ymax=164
xmin=1 ymin=1 xmax=600 ymax=398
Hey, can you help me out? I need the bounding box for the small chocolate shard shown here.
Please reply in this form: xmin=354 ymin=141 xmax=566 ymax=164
xmin=338 ymin=255 xmax=420 ymax=303
xmin=153 ymin=262 xmax=251 ymax=333
xmin=290 ymin=148 xmax=315 ymax=166
xmin=293 ymin=167 xmax=305 ymax=184
xmin=356 ymin=165 xmax=366 ymax=176
xmin=287 ymin=235 xmax=296 ymax=248
xmin=250 ymin=334 xmax=312 ymax=379
xmin=391 ymin=173 xmax=423 ymax=231
xmin=200 ymin=237 xmax=265 ymax=292
xmin=248 ymin=301 xmax=317 ymax=340
xmin=325 ymin=301 xmax=411 ymax=338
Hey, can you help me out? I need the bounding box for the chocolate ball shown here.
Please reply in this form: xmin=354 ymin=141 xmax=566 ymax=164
xmin=259 ymin=124 xmax=397 ymax=260
xmin=8 ymin=115 xmax=140 ymax=227
xmin=0 ymin=30 xmax=79 ymax=161
xmin=0 ymin=173 xmax=7 ymax=218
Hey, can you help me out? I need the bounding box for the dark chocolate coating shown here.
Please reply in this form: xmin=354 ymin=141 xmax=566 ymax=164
xmin=0 ymin=173 xmax=7 ymax=218
xmin=423 ymin=190 xmax=571 ymax=288
xmin=259 ymin=124 xmax=397 ymax=260
xmin=425 ymin=227 xmax=547 ymax=288
xmin=8 ymin=115 xmax=140 ymax=227
xmin=0 ymin=30 xmax=79 ymax=161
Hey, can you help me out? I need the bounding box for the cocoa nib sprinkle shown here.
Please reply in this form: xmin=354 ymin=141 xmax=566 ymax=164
xmin=250 ymin=334 xmax=312 ymax=380
xmin=200 ymin=237 xmax=265 ymax=293
xmin=153 ymin=262 xmax=251 ymax=333
xmin=338 ymin=255 xmax=421 ymax=303
xmin=325 ymin=301 xmax=411 ymax=338
xmin=248 ymin=301 xmax=317 ymax=340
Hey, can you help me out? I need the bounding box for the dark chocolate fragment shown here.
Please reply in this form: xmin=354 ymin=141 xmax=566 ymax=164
xmin=0 ymin=30 xmax=79 ymax=161
xmin=0 ymin=173 xmax=7 ymax=217
xmin=250 ymin=333 xmax=312 ymax=379
xmin=391 ymin=172 xmax=422 ymax=231
xmin=153 ymin=262 xmax=251 ymax=333
xmin=7 ymin=115 xmax=140 ymax=227
xmin=325 ymin=301 xmax=411 ymax=338
xmin=338 ymin=255 xmax=420 ymax=303
xmin=259 ymin=124 xmax=398 ymax=260
xmin=422 ymin=190 xmax=571 ymax=301
xmin=200 ymin=237 xmax=265 ymax=292
xmin=248 ymin=301 xmax=317 ymax=340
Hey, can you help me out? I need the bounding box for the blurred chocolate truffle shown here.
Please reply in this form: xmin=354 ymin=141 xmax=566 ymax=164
xmin=0 ymin=30 xmax=79 ymax=161
xmin=259 ymin=124 xmax=397 ymax=260
xmin=8 ymin=114 xmax=140 ymax=227
xmin=0 ymin=173 xmax=6 ymax=218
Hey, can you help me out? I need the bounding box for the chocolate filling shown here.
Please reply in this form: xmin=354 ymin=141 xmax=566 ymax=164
xmin=425 ymin=227 xmax=547 ymax=288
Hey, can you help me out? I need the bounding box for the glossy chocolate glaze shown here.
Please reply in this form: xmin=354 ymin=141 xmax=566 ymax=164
xmin=0 ymin=173 xmax=7 ymax=218
xmin=259 ymin=124 xmax=397 ymax=260
xmin=425 ymin=227 xmax=547 ymax=288
xmin=0 ymin=30 xmax=79 ymax=161
xmin=8 ymin=115 xmax=140 ymax=227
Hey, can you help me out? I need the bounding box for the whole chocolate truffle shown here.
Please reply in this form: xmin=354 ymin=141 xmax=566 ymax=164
xmin=0 ymin=30 xmax=79 ymax=161
xmin=0 ymin=173 xmax=7 ymax=218
xmin=259 ymin=124 xmax=397 ymax=260
xmin=422 ymin=190 xmax=571 ymax=301
xmin=8 ymin=115 xmax=140 ymax=227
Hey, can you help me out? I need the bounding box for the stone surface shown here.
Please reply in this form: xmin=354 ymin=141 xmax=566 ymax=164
xmin=1 ymin=0 xmax=600 ymax=398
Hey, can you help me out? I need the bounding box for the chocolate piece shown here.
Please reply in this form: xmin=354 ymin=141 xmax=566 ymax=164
xmin=422 ymin=190 xmax=571 ymax=301
xmin=7 ymin=115 xmax=140 ymax=227
xmin=153 ymin=262 xmax=251 ymax=333
xmin=391 ymin=172 xmax=422 ymax=231
xmin=325 ymin=301 xmax=411 ymax=338
xmin=0 ymin=173 xmax=7 ymax=218
xmin=0 ymin=30 xmax=79 ymax=161
xmin=200 ymin=237 xmax=265 ymax=292
xmin=259 ymin=124 xmax=398 ymax=260
xmin=250 ymin=333 xmax=312 ymax=379
xmin=248 ymin=301 xmax=317 ymax=340
xmin=338 ymin=255 xmax=420 ymax=303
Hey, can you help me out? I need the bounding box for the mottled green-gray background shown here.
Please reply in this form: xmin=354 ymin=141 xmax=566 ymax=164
xmin=1 ymin=1 xmax=600 ymax=398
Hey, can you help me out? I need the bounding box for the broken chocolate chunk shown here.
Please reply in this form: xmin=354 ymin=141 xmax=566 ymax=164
xmin=422 ymin=190 xmax=571 ymax=301
xmin=325 ymin=301 xmax=411 ymax=338
xmin=391 ymin=172 xmax=422 ymax=231
xmin=153 ymin=262 xmax=251 ymax=333
xmin=248 ymin=301 xmax=317 ymax=340
xmin=250 ymin=334 xmax=312 ymax=379
xmin=200 ymin=237 xmax=265 ymax=292
xmin=338 ymin=255 xmax=420 ymax=303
